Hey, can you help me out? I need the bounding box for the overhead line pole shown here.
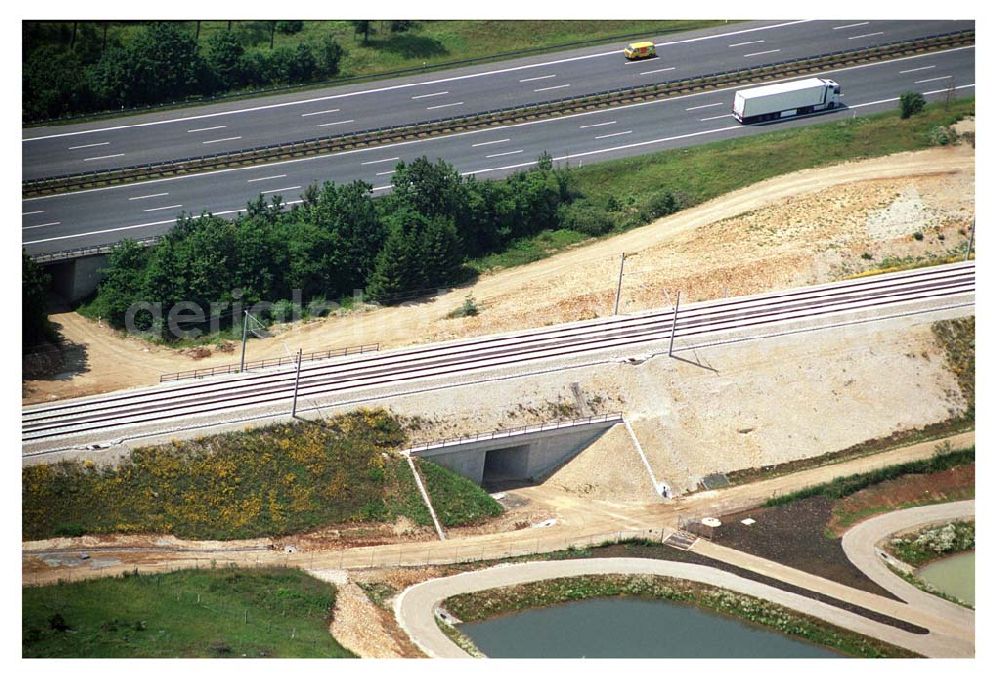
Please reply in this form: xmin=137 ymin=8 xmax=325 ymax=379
xmin=669 ymin=290 xmax=681 ymax=357
xmin=613 ymin=252 xmax=636 ymax=316
xmin=291 ymin=348 xmax=303 ymax=419
xmin=239 ymin=310 xmax=249 ymax=373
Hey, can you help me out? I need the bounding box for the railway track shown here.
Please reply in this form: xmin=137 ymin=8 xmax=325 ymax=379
xmin=22 ymin=262 xmax=974 ymax=449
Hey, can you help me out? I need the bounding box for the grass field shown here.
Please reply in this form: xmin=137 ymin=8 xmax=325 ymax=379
xmin=22 ymin=567 xmax=354 ymax=658
xmin=22 ymin=409 xmax=501 ymax=541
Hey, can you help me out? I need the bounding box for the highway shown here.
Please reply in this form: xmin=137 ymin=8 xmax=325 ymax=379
xmin=22 ymin=261 xmax=974 ymax=456
xmin=21 ymin=44 xmax=975 ymax=256
xmin=22 ymin=19 xmax=972 ymax=181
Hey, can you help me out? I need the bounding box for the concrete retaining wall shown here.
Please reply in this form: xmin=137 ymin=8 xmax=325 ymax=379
xmin=412 ymin=420 xmax=617 ymax=486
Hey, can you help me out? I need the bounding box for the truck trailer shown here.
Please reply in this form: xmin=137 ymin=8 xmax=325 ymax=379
xmin=732 ymin=78 xmax=841 ymax=124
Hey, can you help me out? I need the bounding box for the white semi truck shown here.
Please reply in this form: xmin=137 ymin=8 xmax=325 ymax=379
xmin=732 ymin=78 xmax=841 ymax=124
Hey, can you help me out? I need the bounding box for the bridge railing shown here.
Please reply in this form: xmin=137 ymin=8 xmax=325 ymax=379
xmin=159 ymin=342 xmax=380 ymax=382
xmin=404 ymin=412 xmax=624 ymax=454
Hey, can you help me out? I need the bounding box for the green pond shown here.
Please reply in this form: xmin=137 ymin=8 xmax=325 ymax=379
xmin=458 ymin=597 xmax=841 ymax=658
xmin=916 ymin=550 xmax=975 ymax=605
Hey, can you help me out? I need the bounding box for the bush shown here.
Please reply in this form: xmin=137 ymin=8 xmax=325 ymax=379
xmin=558 ymin=201 xmax=614 ymax=236
xmin=912 ymin=231 xmax=925 ymax=241
xmin=929 ymin=125 xmax=958 ymax=145
xmin=276 ymin=21 xmax=304 ymax=35
xmin=899 ymin=91 xmax=926 ymax=119
xmin=644 ymin=189 xmax=680 ymax=219
xmin=446 ymin=295 xmax=479 ymax=319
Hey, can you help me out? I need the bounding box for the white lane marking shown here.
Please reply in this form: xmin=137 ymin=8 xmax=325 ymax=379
xmin=846 ymin=83 xmax=975 ymax=110
xmin=22 ymin=222 xmax=60 ymax=230
xmin=300 ymin=108 xmax=341 ymax=117
xmin=361 ymin=157 xmax=400 ymax=165
xmin=729 ymin=40 xmax=764 ymax=47
xmin=900 ymin=65 xmax=936 ymax=74
xmin=641 ymin=67 xmax=676 ymax=75
xmin=143 ymin=204 xmax=183 ymax=212
xmin=68 ymin=141 xmax=110 ymax=150
xmin=83 ymin=153 xmax=125 ymax=161
xmin=686 ymin=102 xmax=723 ymax=111
xmin=128 ymin=192 xmax=170 ymax=201
xmin=519 ymin=74 xmax=556 ymax=83
xmin=410 ymin=91 xmax=449 ymax=99
xmin=485 ymin=150 xmax=524 ymax=158
xmin=26 ymin=49 xmax=972 ymax=206
xmin=848 ymin=32 xmax=885 ymax=40
xmin=375 ymin=170 xmax=395 ymax=176
xmin=259 ymin=186 xmax=300 ymax=195
xmin=595 ymin=130 xmax=632 ymax=140
xmin=426 ymin=101 xmax=463 ymax=110
xmin=187 ymin=125 xmax=226 ymax=133
xmin=700 ymin=114 xmax=733 ymax=121
xmin=580 ymin=121 xmax=616 ymax=128
xmin=317 ymin=119 xmax=355 ymax=127
xmin=471 ymin=138 xmax=510 ymax=147
xmin=744 ymin=49 xmax=781 ymax=57
xmin=22 ymin=210 xmax=44 ymax=216
xmin=833 ymin=22 xmax=870 ymax=30
xmin=202 ymin=136 xmax=242 ymax=144
xmin=915 ymin=76 xmax=952 ymax=84
xmin=247 ymin=174 xmax=287 ymax=183
xmin=534 ymin=84 xmax=571 ymax=92
xmin=24 ymin=22 xmax=817 ymax=144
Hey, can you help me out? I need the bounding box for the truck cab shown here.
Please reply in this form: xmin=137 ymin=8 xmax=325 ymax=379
xmin=624 ymin=42 xmax=656 ymax=60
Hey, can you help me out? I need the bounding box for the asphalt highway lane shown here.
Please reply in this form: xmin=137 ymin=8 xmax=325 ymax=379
xmin=22 ymin=19 xmax=972 ymax=180
xmin=21 ymin=45 xmax=974 ymax=256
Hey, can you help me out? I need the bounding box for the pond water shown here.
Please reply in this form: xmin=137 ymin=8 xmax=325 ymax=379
xmin=916 ymin=550 xmax=974 ymax=605
xmin=458 ymin=596 xmax=841 ymax=658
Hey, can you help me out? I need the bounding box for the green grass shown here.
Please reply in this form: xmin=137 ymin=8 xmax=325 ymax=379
xmin=764 ymin=446 xmax=974 ymax=508
xmin=470 ymin=228 xmax=590 ymax=273
xmin=571 ymin=98 xmax=975 ymax=209
xmin=416 ymin=458 xmax=505 ymax=527
xmin=22 ymin=567 xmax=354 ymax=658
xmin=22 ymin=409 xmax=501 ymax=541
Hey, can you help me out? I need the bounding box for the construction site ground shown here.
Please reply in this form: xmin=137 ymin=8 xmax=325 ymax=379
xmin=24 ymin=137 xmax=974 ymax=405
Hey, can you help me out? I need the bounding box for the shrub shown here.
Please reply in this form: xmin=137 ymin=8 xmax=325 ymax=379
xmin=276 ymin=21 xmax=304 ymax=35
xmin=929 ymin=125 xmax=958 ymax=146
xmin=899 ymin=91 xmax=926 ymax=119
xmin=913 ymin=231 xmax=925 ymax=241
xmin=446 ymin=295 xmax=479 ymax=319
xmin=644 ymin=189 xmax=680 ymax=219
xmin=558 ymin=201 xmax=614 ymax=236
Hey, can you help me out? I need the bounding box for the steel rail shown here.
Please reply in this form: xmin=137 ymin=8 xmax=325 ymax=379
xmin=23 ymin=262 xmax=974 ymax=419
xmin=22 ymin=269 xmax=973 ymax=440
xmin=22 ymin=268 xmax=974 ymax=429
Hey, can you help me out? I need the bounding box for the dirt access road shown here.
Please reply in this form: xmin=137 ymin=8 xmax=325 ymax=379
xmin=24 ymin=140 xmax=974 ymax=405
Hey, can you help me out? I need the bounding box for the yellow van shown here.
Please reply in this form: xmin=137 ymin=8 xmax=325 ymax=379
xmin=624 ymin=41 xmax=656 ymax=60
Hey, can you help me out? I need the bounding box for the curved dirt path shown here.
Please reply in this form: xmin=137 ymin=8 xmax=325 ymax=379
xmin=24 ymin=144 xmax=973 ymax=405
xmin=393 ymin=557 xmax=972 ymax=658
xmin=841 ymin=500 xmax=975 ymax=622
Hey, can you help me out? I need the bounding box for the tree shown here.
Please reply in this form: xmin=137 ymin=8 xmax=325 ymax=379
xmin=418 ymin=215 xmax=463 ymax=286
xmin=899 ymin=91 xmax=926 ymax=119
xmin=307 ymin=181 xmax=386 ymax=293
xmin=315 ymin=36 xmax=345 ymax=78
xmin=90 ymin=239 xmax=149 ymax=328
xmin=386 ymin=156 xmax=468 ymax=223
xmin=207 ymin=30 xmax=245 ymax=89
xmin=366 ymin=211 xmax=425 ymax=302
xmin=351 ymin=20 xmax=375 ymax=44
xmin=22 ymin=252 xmax=52 ymax=349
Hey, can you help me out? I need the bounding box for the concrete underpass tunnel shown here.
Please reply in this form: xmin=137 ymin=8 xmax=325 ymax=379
xmin=482 ymin=444 xmax=532 ymax=492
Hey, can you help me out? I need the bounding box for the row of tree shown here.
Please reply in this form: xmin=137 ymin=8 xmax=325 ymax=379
xmin=86 ymin=156 xmax=580 ymax=336
xmin=24 ymin=22 xmax=345 ymax=122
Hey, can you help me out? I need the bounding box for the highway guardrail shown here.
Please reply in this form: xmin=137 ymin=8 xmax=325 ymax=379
xmin=23 ymin=29 xmax=973 ymax=198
